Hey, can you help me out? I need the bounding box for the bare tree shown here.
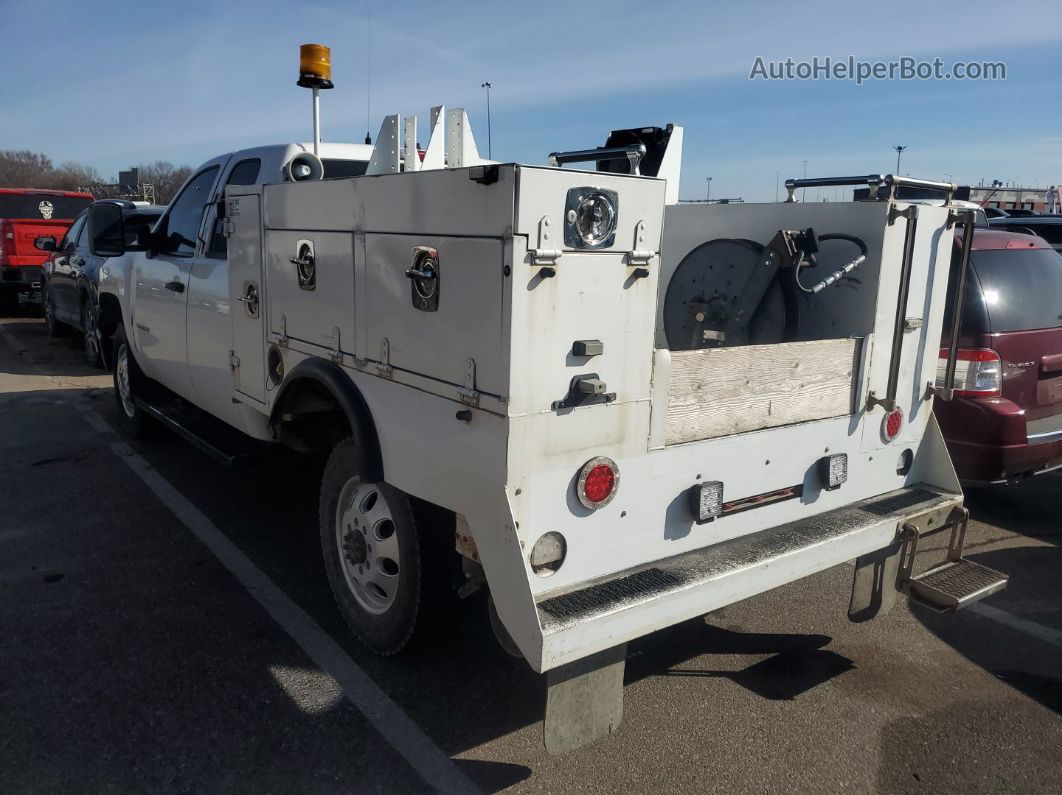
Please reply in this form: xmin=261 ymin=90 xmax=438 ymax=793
xmin=133 ymin=161 xmax=192 ymax=203
xmin=0 ymin=150 xmax=54 ymax=187
xmin=0 ymin=150 xmax=192 ymax=203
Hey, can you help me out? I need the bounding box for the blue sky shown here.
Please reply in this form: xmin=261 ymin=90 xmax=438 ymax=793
xmin=2 ymin=0 xmax=1060 ymax=201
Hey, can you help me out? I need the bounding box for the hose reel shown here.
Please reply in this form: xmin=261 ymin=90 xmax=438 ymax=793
xmin=662 ymin=228 xmax=868 ymax=351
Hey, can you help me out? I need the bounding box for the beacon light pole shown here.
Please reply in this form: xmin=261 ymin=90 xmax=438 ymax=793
xmin=298 ymin=44 xmax=334 ymax=157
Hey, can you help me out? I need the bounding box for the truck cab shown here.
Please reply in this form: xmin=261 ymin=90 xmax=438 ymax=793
xmin=96 ymin=142 xmax=372 ymax=431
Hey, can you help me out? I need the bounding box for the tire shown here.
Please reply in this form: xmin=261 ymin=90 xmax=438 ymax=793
xmin=319 ymin=438 xmax=425 ymax=655
xmin=42 ymin=285 xmax=71 ymax=337
xmin=81 ymin=297 xmax=103 ymax=368
xmin=111 ymin=325 xmax=152 ymax=438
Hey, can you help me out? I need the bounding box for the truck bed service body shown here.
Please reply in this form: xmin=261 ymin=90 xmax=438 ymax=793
xmin=91 ymin=109 xmax=1007 ymax=752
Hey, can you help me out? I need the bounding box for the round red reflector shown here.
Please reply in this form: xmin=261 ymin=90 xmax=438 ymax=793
xmin=883 ymin=407 xmax=904 ymax=442
xmin=583 ymin=465 xmax=615 ymax=504
xmin=577 ymin=456 xmax=620 ymax=509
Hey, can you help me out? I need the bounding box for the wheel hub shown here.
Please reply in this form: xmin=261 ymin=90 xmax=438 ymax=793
xmin=334 ymin=480 xmax=401 ymax=615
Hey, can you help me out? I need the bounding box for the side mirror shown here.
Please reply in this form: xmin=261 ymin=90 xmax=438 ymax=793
xmin=34 ymin=236 xmax=57 ymax=251
xmin=88 ymin=202 xmax=125 ymax=258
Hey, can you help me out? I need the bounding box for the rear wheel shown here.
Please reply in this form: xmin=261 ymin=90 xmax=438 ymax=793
xmin=111 ymin=325 xmax=151 ymax=437
xmin=42 ymin=284 xmax=71 ymax=337
xmin=320 ymin=439 xmax=424 ymax=655
xmin=81 ymin=298 xmax=102 ymax=368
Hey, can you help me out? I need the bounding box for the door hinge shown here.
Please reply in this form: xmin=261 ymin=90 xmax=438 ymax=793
xmin=628 ymin=220 xmax=653 ymax=266
xmin=279 ymin=314 xmax=289 ymax=347
xmin=529 ymin=215 xmax=562 ymax=267
xmin=221 ymin=219 xmax=235 ymax=238
xmin=375 ymin=338 xmax=393 ymax=379
xmin=327 ymin=326 xmax=342 ymax=363
xmin=229 ymin=350 xmax=240 ymax=369
xmin=459 ymin=358 xmax=480 ymax=406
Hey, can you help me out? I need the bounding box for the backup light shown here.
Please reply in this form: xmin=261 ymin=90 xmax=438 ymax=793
xmin=564 ymin=188 xmax=618 ymax=249
xmin=936 ymin=348 xmax=1002 ymax=397
xmin=818 ymin=453 xmax=848 ymax=490
xmin=689 ymin=481 xmax=724 ymax=524
xmin=577 ymin=457 xmax=619 ymax=509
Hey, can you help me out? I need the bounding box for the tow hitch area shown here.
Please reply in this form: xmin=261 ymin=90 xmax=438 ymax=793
xmin=899 ymin=509 xmax=1009 ymax=612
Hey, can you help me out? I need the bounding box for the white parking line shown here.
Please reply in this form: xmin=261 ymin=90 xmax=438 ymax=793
xmin=70 ymin=405 xmax=478 ymax=794
xmin=969 ymin=602 xmax=1062 ymax=650
xmin=76 ymin=406 xmax=478 ymax=794
xmin=3 ymin=321 xmax=476 ymax=792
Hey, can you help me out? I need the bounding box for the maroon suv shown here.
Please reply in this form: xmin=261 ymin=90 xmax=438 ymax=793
xmin=935 ymin=228 xmax=1062 ymax=483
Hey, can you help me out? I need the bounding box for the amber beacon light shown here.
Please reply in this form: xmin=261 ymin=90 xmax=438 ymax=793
xmin=297 ymin=44 xmax=334 ymax=157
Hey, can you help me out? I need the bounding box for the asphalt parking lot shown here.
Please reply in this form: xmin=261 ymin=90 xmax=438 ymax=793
xmin=2 ymin=313 xmax=1061 ymax=794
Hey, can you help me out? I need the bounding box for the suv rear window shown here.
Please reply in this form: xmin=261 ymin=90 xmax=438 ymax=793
xmin=969 ymin=248 xmax=1062 ymax=332
xmin=0 ymin=194 xmax=93 ymax=220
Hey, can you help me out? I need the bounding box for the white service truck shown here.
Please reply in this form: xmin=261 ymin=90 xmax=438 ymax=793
xmin=90 ymin=110 xmax=1007 ymax=752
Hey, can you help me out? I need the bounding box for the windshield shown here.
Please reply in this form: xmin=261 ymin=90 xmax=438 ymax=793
xmin=970 ymin=248 xmax=1062 ymax=332
xmin=0 ymin=194 xmax=93 ymax=220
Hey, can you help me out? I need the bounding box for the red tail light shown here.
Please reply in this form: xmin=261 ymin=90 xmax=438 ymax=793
xmin=936 ymin=348 xmax=1002 ymax=397
xmin=577 ymin=457 xmax=619 ymax=509
xmin=0 ymin=221 xmax=14 ymax=263
xmin=882 ymin=407 xmax=904 ymax=442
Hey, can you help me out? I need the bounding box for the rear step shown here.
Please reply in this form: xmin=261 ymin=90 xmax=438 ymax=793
xmin=134 ymin=396 xmax=274 ymax=468
xmin=898 ymin=509 xmax=1008 ymax=613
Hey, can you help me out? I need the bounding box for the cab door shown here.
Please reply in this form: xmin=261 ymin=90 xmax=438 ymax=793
xmin=227 ymin=192 xmax=265 ymax=404
xmin=134 ymin=165 xmax=220 ymax=398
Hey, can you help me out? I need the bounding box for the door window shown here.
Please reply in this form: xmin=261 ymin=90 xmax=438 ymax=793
xmin=157 ymin=166 xmax=220 ymax=258
xmin=60 ymin=214 xmax=87 ymax=249
xmin=206 ymin=158 xmax=262 ymax=258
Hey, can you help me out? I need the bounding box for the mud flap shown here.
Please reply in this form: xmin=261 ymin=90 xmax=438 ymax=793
xmin=543 ymin=643 xmax=626 ymax=754
xmin=848 ymin=540 xmax=902 ymax=622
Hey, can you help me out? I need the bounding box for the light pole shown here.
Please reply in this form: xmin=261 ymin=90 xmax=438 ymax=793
xmin=893 ymin=145 xmax=907 ymax=174
xmin=802 ymin=160 xmax=808 ymax=202
xmin=481 ymin=81 xmax=493 ymax=159
xmin=706 ymin=177 xmax=712 ymax=203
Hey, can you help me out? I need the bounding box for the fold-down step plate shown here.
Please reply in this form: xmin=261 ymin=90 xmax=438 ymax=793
xmin=908 ymin=559 xmax=1008 ymax=612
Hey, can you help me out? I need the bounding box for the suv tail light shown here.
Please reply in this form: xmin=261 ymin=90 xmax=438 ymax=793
xmin=936 ymin=348 xmax=1002 ymax=397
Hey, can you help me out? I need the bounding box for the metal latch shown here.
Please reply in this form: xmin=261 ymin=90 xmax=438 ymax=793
xmin=529 ymin=215 xmax=562 ymax=267
xmin=375 ymin=338 xmax=393 ymax=379
xmin=229 ymin=350 xmax=240 ymax=369
xmin=459 ymin=358 xmax=480 ymax=406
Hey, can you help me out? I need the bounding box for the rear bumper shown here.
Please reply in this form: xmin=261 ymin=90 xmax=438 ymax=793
xmin=945 ymin=437 xmax=1062 ymax=484
xmin=0 ymin=265 xmax=42 ymax=289
xmin=937 ymin=396 xmax=1062 ymax=483
xmin=536 ymin=485 xmax=960 ymax=671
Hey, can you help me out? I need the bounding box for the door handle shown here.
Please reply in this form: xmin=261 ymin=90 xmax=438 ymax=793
xmin=164 ymin=280 xmax=185 ymax=293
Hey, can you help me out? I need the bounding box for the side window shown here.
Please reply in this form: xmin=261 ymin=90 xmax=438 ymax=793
xmin=157 ymin=166 xmax=220 ymax=257
xmin=206 ymin=158 xmax=261 ymax=259
xmin=61 ymin=214 xmax=87 ymax=249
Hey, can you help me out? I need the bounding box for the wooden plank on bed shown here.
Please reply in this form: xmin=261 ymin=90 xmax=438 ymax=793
xmin=665 ymin=338 xmax=860 ymax=445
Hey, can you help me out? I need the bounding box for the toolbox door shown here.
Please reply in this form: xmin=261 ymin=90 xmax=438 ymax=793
xmin=228 ymin=194 xmax=266 ymax=404
xmin=363 ymin=234 xmax=505 ymax=396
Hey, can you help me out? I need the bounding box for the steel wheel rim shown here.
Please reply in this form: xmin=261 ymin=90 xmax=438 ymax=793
xmin=83 ymin=303 xmax=98 ymax=360
xmin=335 ymin=478 xmax=401 ymax=615
xmin=115 ymin=345 xmax=136 ymax=419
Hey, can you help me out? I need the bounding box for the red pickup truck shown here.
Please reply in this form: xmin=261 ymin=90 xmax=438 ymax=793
xmin=0 ymin=188 xmax=94 ymax=307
